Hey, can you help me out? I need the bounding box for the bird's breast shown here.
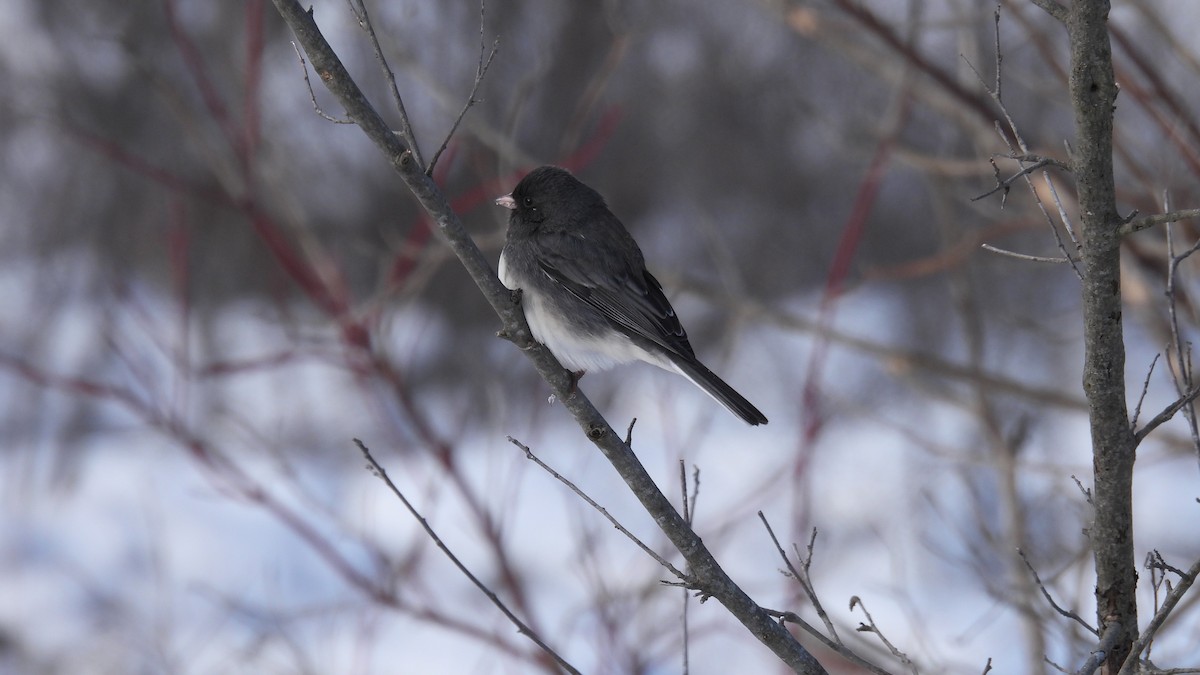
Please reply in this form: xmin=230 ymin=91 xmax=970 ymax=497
xmin=497 ymin=246 xmax=537 ymax=293
xmin=498 ymin=249 xmax=513 ymax=289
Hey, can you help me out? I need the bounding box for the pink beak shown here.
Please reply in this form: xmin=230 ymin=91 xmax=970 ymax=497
xmin=495 ymin=193 xmax=516 ymax=210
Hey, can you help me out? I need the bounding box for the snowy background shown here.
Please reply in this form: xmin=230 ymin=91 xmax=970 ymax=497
xmin=2 ymin=1 xmax=1200 ymax=673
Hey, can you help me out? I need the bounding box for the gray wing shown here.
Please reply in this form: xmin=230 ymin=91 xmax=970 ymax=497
xmin=534 ymin=228 xmax=696 ymax=359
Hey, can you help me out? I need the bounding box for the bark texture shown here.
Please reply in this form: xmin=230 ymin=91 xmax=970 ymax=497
xmin=1066 ymin=1 xmax=1139 ymax=671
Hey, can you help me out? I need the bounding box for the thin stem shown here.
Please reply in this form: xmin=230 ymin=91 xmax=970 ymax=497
xmin=354 ymin=439 xmax=581 ymax=675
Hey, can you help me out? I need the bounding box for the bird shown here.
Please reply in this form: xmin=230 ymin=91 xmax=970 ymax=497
xmin=495 ymin=165 xmax=768 ymax=426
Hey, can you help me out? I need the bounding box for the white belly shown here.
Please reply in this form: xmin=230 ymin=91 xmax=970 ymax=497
xmin=499 ymin=250 xmax=671 ymax=373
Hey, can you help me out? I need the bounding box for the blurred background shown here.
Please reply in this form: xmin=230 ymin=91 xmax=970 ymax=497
xmin=2 ymin=0 xmax=1199 ymax=672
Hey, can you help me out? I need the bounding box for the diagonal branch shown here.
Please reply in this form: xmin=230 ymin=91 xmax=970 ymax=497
xmin=270 ymin=1 xmax=518 ymax=331
xmin=1118 ymin=556 xmax=1200 ymax=675
xmin=1132 ymin=385 xmax=1200 ymax=446
xmin=345 ymin=0 xmax=425 ymax=168
xmin=971 ymin=155 xmax=1070 ymax=202
xmin=508 ymin=436 xmax=689 ymax=580
xmin=427 ymin=1 xmax=499 ymax=176
xmin=355 ymin=440 xmax=579 ymax=674
xmin=1019 ymin=549 xmax=1099 ymax=636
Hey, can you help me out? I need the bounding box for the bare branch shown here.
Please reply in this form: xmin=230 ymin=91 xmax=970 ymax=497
xmin=1042 ymin=169 xmax=1081 ymax=254
xmin=851 ymin=596 xmax=917 ymax=675
xmin=679 ymin=460 xmax=693 ymax=525
xmin=1119 ymin=556 xmax=1200 ymax=674
xmin=354 ymin=439 xmax=580 ymax=674
xmin=507 ymin=436 xmax=688 ymax=580
xmin=1119 ymin=208 xmax=1200 ymax=237
xmin=965 ymin=12 xmax=1083 ymax=278
xmin=624 ymin=416 xmax=637 ymax=447
xmin=756 ymin=515 xmax=909 ymax=674
xmin=758 ymin=514 xmax=839 ymax=641
xmin=1163 ymin=217 xmax=1200 ymax=452
xmin=1071 ymin=475 xmax=1093 ymax=506
xmin=290 ymin=42 xmax=352 ymax=124
xmin=981 ymin=243 xmax=1074 ymax=264
xmin=1019 ymin=549 xmax=1099 ymax=636
xmin=991 ymin=7 xmax=1001 ymax=100
xmin=1129 ymin=353 xmax=1161 ymax=429
xmin=971 ymin=156 xmax=1069 ymax=202
xmin=345 ymin=0 xmax=425 ymax=168
xmin=1132 ymin=384 xmax=1200 ymax=446
xmin=427 ymin=0 xmax=499 ymax=176
xmin=765 ymin=609 xmax=892 ymax=675
xmin=677 ymin=462 xmax=703 ymax=674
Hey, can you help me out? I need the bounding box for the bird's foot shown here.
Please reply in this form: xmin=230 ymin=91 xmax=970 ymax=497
xmin=567 ymin=370 xmax=586 ymax=398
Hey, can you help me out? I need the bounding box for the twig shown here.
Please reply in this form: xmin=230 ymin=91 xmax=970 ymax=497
xmin=679 ymin=461 xmax=692 ymax=675
xmin=789 ymin=533 xmax=827 ymax=627
xmin=758 ymin=514 xmax=840 ymax=642
xmin=981 ymin=244 xmax=1074 ymax=264
xmin=1042 ymin=169 xmax=1081 ymax=255
xmin=1173 ymin=238 xmax=1200 ymax=267
xmin=679 ymin=461 xmax=693 ymax=525
xmin=1147 ymin=549 xmax=1187 ymax=579
xmin=1163 ymin=214 xmax=1200 ymax=452
xmin=345 ymin=0 xmax=425 ymax=168
xmin=991 ymin=7 xmax=1001 ymax=101
xmin=965 ymin=11 xmax=1083 ymax=279
xmin=1129 ymin=353 xmax=1160 ymax=429
xmin=765 ymin=609 xmax=892 ymax=675
xmin=755 ymin=519 xmax=896 ymax=675
xmin=427 ymin=1 xmax=499 ymax=176
xmin=1118 ymin=555 xmax=1200 ymax=675
xmin=506 ymin=436 xmax=688 ymax=580
xmin=851 ymin=596 xmax=917 ymax=675
xmin=353 ymin=439 xmax=580 ymax=674
xmin=1132 ymin=384 xmax=1200 ymax=445
xmin=687 ymin=464 xmax=700 ymax=524
xmin=1018 ymin=548 xmax=1099 ymax=636
xmin=290 ymin=42 xmax=352 ymax=123
xmin=971 ymin=156 xmax=1067 ymax=201
xmin=1046 ymin=656 xmax=1070 ymax=673
xmin=1070 ymin=475 xmax=1093 ymax=506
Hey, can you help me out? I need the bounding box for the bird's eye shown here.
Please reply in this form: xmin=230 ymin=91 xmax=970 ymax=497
xmin=523 ymin=196 xmax=535 ymax=208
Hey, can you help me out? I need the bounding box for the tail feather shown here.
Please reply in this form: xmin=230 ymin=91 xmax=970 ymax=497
xmin=668 ymin=355 xmax=768 ymax=426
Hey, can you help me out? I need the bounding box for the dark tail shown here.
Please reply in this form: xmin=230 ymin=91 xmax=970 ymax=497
xmin=669 ymin=355 xmax=768 ymax=426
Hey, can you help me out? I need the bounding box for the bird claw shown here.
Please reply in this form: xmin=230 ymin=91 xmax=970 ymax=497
xmin=567 ymin=370 xmax=585 ymax=398
xmin=548 ymin=371 xmax=585 ymax=405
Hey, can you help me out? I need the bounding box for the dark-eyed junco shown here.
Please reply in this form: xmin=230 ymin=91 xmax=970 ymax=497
xmin=495 ymin=166 xmax=767 ymax=426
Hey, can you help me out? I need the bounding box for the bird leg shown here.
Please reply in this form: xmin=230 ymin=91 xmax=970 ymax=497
xmin=567 ymin=369 xmax=586 ymax=397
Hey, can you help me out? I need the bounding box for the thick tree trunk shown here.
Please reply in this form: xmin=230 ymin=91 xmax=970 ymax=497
xmin=1065 ymin=1 xmax=1139 ymax=671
